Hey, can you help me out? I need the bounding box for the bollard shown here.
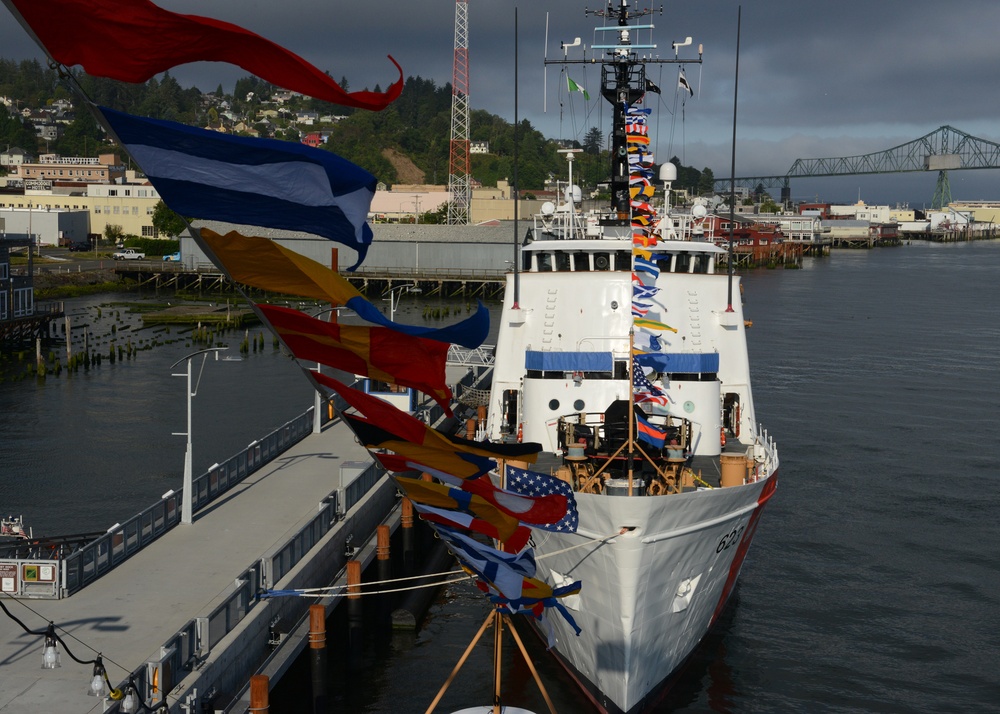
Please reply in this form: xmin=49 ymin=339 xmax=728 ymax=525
xmin=249 ymin=674 xmax=269 ymax=713
xmin=308 ymin=605 xmax=327 ymax=713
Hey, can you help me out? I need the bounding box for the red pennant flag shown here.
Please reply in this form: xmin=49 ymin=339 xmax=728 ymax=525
xmin=322 ymin=375 xmax=540 ymax=462
xmin=4 ymin=0 xmax=402 ymax=111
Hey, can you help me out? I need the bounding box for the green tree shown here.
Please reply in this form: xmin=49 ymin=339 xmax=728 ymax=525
xmin=0 ymin=111 xmax=37 ymax=153
xmin=151 ymin=201 xmax=188 ymax=238
xmin=760 ymin=197 xmax=781 ymax=213
xmin=103 ymin=224 xmax=124 ymax=246
xmin=583 ymin=126 xmax=603 ymax=154
xmin=697 ymin=167 xmax=715 ymax=196
xmin=52 ymin=107 xmax=105 ymax=157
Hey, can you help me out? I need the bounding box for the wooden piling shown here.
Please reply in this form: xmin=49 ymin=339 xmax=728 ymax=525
xmin=249 ymin=674 xmax=269 ymax=713
xmin=308 ymin=605 xmax=327 ymax=713
xmin=347 ymin=559 xmax=364 ymax=672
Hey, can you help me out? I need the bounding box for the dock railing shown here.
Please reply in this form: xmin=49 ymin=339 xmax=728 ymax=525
xmin=0 ymin=407 xmax=319 ymax=600
xmin=100 ymin=457 xmax=386 ymax=713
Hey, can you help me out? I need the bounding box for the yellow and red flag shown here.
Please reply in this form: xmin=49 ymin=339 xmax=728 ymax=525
xmin=259 ymin=304 xmax=452 ymax=412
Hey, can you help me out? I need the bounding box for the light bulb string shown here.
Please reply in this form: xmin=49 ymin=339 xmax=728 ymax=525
xmin=2 ymin=596 xmax=168 ymax=710
xmin=1 ymin=598 xmax=101 ymax=667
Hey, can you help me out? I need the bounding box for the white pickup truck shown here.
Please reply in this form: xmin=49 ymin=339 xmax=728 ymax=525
xmin=112 ymin=248 xmax=145 ymax=260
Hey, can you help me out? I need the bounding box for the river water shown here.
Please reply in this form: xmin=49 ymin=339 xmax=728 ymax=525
xmin=4 ymin=242 xmax=1000 ymax=712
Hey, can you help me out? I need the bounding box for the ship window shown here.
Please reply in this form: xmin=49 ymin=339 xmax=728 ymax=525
xmin=675 ymin=252 xmax=692 ymax=273
xmin=593 ymin=252 xmax=611 ymax=271
xmin=572 ymin=252 xmax=590 ymax=271
xmin=522 ymin=252 xmax=532 ymax=271
xmin=613 ymin=250 xmax=631 ymax=270
xmin=554 ymin=252 xmax=571 ymax=272
xmin=692 ymin=254 xmax=710 ymax=273
xmin=537 ymin=253 xmax=553 ymax=272
xmin=656 ymin=256 xmax=673 ymax=273
xmin=548 ymin=399 xmax=560 ymax=411
xmin=573 ymin=399 xmax=585 ymax=411
xmin=614 ymin=361 xmax=629 ymax=380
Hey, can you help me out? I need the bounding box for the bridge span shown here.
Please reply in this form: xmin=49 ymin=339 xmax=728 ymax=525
xmin=713 ymin=126 xmax=1000 ymax=208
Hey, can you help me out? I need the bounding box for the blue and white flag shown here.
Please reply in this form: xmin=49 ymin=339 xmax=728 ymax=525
xmin=436 ymin=525 xmax=537 ymax=599
xmin=633 ymin=331 xmax=663 ymax=353
xmin=634 ymin=255 xmax=660 ymax=279
xmin=633 ymin=283 xmax=659 ymax=301
xmin=99 ymin=106 xmax=376 ymax=268
xmin=505 ymin=465 xmax=579 ymax=532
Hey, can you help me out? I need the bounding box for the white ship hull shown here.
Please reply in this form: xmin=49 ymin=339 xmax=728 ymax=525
xmin=529 ymin=474 xmax=777 ymax=713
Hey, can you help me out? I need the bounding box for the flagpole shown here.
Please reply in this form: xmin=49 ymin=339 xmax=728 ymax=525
xmin=628 ymin=327 xmax=636 ymax=496
xmin=493 ymin=609 xmax=503 ymax=714
xmin=726 ymin=6 xmax=742 ymax=312
xmin=513 ymin=5 xmax=521 ymax=309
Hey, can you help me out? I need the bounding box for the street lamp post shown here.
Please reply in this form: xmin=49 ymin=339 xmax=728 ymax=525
xmin=384 ymin=283 xmax=420 ymax=322
xmin=170 ymin=347 xmax=228 ymax=525
xmin=309 ymin=306 xmax=352 ymax=433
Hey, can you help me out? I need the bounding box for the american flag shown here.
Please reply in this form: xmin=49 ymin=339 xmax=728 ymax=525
xmin=633 ymin=355 xmax=665 ymax=397
xmin=504 ymin=465 xmax=579 ymax=533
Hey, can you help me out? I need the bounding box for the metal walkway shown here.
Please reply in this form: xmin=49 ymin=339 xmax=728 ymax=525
xmin=0 ymin=418 xmax=383 ymax=714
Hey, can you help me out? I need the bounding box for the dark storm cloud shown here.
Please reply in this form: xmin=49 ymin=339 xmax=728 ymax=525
xmin=3 ymin=0 xmax=999 ymax=201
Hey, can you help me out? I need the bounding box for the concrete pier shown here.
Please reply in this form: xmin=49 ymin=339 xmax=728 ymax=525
xmin=0 ymin=418 xmax=393 ymax=713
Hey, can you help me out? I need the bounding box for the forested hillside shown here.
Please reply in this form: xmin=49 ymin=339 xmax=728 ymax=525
xmin=0 ymin=58 xmax=714 ymax=195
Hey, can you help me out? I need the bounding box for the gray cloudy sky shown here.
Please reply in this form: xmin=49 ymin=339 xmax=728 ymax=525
xmin=4 ymin=0 xmax=1000 ymax=205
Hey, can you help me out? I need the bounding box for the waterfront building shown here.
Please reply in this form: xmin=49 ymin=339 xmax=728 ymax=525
xmin=0 ymin=206 xmax=89 ymax=247
xmin=0 ymin=236 xmax=34 ymax=323
xmin=0 ymin=182 xmax=162 ymax=242
xmin=0 ymin=146 xmax=34 ymax=169
xmin=7 ymin=152 xmax=125 ymax=184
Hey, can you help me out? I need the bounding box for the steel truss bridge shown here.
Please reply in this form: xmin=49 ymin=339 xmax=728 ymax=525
xmin=712 ymin=126 xmax=1000 ymax=208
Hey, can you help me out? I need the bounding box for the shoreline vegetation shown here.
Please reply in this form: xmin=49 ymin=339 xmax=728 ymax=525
xmin=4 ymin=269 xmax=474 ymax=383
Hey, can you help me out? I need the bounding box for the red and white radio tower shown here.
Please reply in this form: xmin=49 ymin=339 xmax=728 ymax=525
xmin=447 ymin=0 xmax=471 ymax=225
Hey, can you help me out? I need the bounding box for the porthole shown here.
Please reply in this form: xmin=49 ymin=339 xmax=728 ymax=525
xmin=548 ymin=399 xmax=561 ymax=411
xmin=573 ymin=399 xmax=585 ymax=411
xmin=683 ymin=400 xmax=695 ymax=413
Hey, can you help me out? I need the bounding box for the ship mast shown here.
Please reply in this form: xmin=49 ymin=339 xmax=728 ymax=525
xmin=544 ymin=1 xmax=702 ymax=217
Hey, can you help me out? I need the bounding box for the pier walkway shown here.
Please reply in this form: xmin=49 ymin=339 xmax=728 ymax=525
xmin=0 ymin=418 xmax=385 ymax=714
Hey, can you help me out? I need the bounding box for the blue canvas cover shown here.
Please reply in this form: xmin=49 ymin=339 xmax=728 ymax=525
xmin=525 ymin=351 xmax=614 ymax=372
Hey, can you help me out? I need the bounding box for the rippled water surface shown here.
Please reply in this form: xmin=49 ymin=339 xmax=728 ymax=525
xmin=4 ymin=242 xmax=1000 ymax=712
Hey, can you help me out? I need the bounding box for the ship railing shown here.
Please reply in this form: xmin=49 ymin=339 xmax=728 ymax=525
xmin=447 ymin=343 xmax=495 ymax=367
xmin=557 ymin=411 xmax=693 ymax=458
xmin=748 ymin=425 xmax=780 ymax=480
xmin=532 ymin=210 xmax=590 ymax=241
